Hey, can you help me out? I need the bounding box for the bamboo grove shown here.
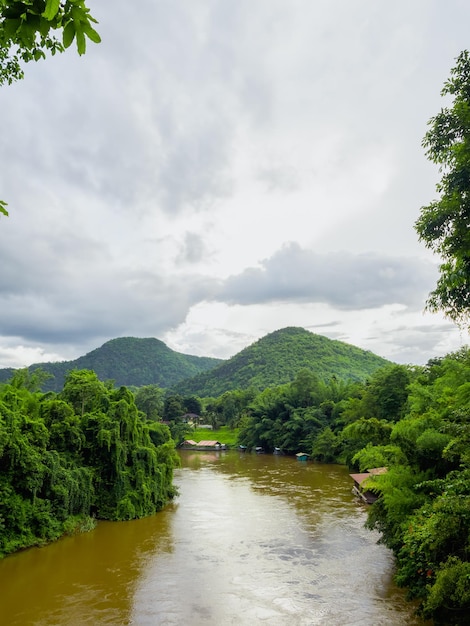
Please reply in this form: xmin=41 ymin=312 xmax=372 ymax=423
xmin=0 ymin=368 xmax=178 ymax=558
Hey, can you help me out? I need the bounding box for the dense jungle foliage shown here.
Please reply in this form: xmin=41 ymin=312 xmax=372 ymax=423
xmin=415 ymin=50 xmax=470 ymax=328
xmin=0 ymin=337 xmax=222 ymax=392
xmin=218 ymin=353 xmax=469 ymax=624
xmin=174 ymin=327 xmax=390 ymax=396
xmin=154 ymin=346 xmax=470 ymax=622
xmin=2 ymin=345 xmax=470 ymax=623
xmin=0 ymin=368 xmax=178 ymax=558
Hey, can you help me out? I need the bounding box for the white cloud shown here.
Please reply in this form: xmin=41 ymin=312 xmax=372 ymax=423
xmin=164 ymin=300 xmax=464 ymax=365
xmin=0 ymin=340 xmax=65 ymax=369
xmin=0 ymin=0 xmax=469 ymax=370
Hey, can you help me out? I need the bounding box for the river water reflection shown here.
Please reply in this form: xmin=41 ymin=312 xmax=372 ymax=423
xmin=0 ymin=451 xmax=428 ymax=625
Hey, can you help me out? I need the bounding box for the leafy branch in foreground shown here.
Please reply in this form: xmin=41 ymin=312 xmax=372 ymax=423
xmin=415 ymin=50 xmax=470 ymax=328
xmin=0 ymin=0 xmax=100 ymax=86
xmin=0 ymin=1 xmax=100 ymax=216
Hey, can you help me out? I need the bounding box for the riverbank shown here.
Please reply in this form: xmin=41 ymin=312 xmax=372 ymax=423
xmin=189 ymin=425 xmax=240 ymax=447
xmin=0 ymin=451 xmax=430 ymax=625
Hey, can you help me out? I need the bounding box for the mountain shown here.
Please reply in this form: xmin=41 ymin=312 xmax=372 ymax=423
xmin=0 ymin=337 xmax=223 ymax=392
xmin=173 ymin=327 xmax=392 ymax=396
xmin=0 ymin=327 xmax=392 ymax=395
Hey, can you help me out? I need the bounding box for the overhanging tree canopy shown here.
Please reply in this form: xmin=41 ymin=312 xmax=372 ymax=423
xmin=0 ymin=0 xmax=100 ymax=85
xmin=415 ymin=50 xmax=470 ymax=327
xmin=0 ymin=0 xmax=100 ymax=217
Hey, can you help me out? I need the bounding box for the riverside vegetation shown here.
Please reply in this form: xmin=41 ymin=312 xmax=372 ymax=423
xmin=0 ymin=368 xmax=178 ymax=558
xmin=3 ymin=350 xmax=470 ymax=623
xmin=165 ymin=352 xmax=470 ymax=624
xmin=1 ymin=22 xmax=470 ymax=623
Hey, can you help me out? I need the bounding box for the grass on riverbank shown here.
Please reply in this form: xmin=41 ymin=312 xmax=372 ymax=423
xmin=190 ymin=426 xmax=240 ymax=447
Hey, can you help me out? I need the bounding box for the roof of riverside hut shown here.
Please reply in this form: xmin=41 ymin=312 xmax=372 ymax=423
xmin=368 ymin=467 xmax=388 ymax=475
xmin=349 ymin=473 xmax=372 ymax=485
xmin=349 ymin=467 xmax=388 ymax=485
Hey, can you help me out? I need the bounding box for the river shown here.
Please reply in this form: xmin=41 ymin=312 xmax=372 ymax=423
xmin=0 ymin=451 xmax=428 ymax=625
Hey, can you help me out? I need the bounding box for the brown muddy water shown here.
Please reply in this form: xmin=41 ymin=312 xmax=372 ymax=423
xmin=0 ymin=451 xmax=429 ymax=625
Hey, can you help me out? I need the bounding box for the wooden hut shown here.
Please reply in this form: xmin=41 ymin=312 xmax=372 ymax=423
xmin=349 ymin=467 xmax=387 ymax=504
xmin=180 ymin=440 xmax=224 ymax=450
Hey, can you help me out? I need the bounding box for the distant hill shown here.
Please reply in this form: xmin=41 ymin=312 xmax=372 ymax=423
xmin=0 ymin=337 xmax=223 ymax=392
xmin=173 ymin=327 xmax=391 ymax=396
xmin=0 ymin=328 xmax=392 ymax=395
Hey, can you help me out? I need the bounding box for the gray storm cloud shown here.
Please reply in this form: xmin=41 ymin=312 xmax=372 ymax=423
xmin=217 ymin=243 xmax=437 ymax=310
xmin=0 ymin=0 xmax=468 ymax=367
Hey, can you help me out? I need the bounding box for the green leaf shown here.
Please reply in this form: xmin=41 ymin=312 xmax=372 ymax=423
xmin=38 ymin=16 xmax=52 ymax=37
xmin=33 ymin=48 xmax=46 ymax=61
xmin=62 ymin=20 xmax=75 ymax=48
xmin=0 ymin=200 xmax=9 ymax=217
xmin=75 ymin=26 xmax=86 ymax=55
xmin=42 ymin=0 xmax=60 ymax=21
xmin=71 ymin=6 xmax=86 ymax=23
xmin=82 ymin=22 xmax=101 ymax=44
xmin=3 ymin=18 xmax=22 ymax=39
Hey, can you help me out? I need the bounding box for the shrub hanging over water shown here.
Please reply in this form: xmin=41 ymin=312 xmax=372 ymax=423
xmin=0 ymin=369 xmax=178 ymax=557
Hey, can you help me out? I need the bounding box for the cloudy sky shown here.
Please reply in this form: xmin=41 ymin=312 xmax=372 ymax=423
xmin=1 ymin=0 xmax=469 ymax=369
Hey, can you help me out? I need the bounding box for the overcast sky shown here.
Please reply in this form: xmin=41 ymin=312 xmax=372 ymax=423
xmin=1 ymin=0 xmax=469 ymax=369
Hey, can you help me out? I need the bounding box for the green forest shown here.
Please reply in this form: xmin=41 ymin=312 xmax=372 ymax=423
xmin=1 ymin=336 xmax=469 ymax=624
xmin=2 ymin=350 xmax=470 ymax=622
xmin=229 ymin=356 xmax=470 ymax=623
xmin=0 ymin=337 xmax=223 ymax=392
xmin=174 ymin=326 xmax=389 ymax=397
xmin=0 ymin=327 xmax=389 ymax=394
xmin=127 ymin=348 xmax=470 ymax=623
xmin=2 ymin=7 xmax=470 ymax=623
xmin=0 ymin=368 xmax=178 ymax=558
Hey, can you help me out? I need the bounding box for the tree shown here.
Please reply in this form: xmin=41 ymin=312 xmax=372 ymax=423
xmin=182 ymin=395 xmax=202 ymax=416
xmin=7 ymin=367 xmax=51 ymax=392
xmin=0 ymin=368 xmax=179 ymax=557
xmin=341 ymin=417 xmax=393 ymax=466
xmin=362 ymin=365 xmax=411 ymax=422
xmin=287 ymin=369 xmax=325 ymax=408
xmin=134 ymin=385 xmax=164 ymax=421
xmin=163 ymin=394 xmax=184 ymax=422
xmin=0 ymin=0 xmax=100 ymax=217
xmin=352 ymin=443 xmax=406 ymax=472
xmin=0 ymin=0 xmax=100 ymax=86
xmin=215 ymin=389 xmax=255 ymax=429
xmin=395 ymin=471 xmax=470 ymax=618
xmin=415 ymin=50 xmax=470 ymax=326
xmin=311 ymin=427 xmax=339 ymax=463
xmin=60 ymin=369 xmax=106 ymax=416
